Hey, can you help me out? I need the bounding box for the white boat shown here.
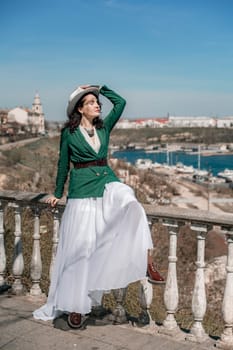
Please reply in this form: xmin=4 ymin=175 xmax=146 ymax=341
xmin=175 ymin=162 xmax=195 ymax=174
xmin=145 ymin=149 xmax=160 ymax=153
xmin=217 ymin=169 xmax=233 ymax=182
xmin=192 ymin=169 xmax=209 ymax=182
xmin=151 ymin=162 xmax=163 ymax=169
xmin=135 ymin=158 xmax=153 ymax=169
xmin=209 ymin=176 xmax=226 ymax=184
xmin=194 ymin=169 xmax=209 ymax=177
xmin=135 ymin=159 xmax=171 ymax=171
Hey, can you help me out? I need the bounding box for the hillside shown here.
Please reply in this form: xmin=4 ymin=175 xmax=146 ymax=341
xmin=110 ymin=127 xmax=233 ymax=146
xmin=0 ymin=136 xmax=60 ymax=193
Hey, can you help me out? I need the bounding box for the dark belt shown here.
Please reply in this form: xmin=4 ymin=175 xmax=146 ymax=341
xmin=73 ymin=158 xmax=108 ymax=169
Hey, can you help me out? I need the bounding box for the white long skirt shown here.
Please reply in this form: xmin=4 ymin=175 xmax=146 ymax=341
xmin=33 ymin=182 xmax=153 ymax=320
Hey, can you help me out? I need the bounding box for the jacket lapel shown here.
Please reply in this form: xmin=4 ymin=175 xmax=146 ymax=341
xmin=76 ymin=127 xmax=104 ymax=156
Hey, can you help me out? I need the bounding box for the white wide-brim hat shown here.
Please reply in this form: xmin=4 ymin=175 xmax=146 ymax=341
xmin=66 ymin=86 xmax=99 ymax=117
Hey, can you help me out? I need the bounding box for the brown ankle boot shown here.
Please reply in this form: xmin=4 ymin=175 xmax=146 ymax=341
xmin=67 ymin=313 xmax=83 ymax=329
xmin=147 ymin=262 xmax=165 ymax=284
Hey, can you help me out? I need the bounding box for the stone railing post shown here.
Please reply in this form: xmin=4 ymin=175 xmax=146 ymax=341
xmin=139 ymin=215 xmax=154 ymax=327
xmin=49 ymin=208 xmax=60 ymax=280
xmin=0 ymin=201 xmax=6 ymax=286
xmin=30 ymin=207 xmax=43 ymax=296
xmin=160 ymin=219 xmax=181 ymax=336
xmin=217 ymin=229 xmax=233 ymax=349
xmin=109 ymin=288 xmax=127 ymax=324
xmin=139 ymin=278 xmax=154 ymax=327
xmin=12 ymin=205 xmax=24 ymax=295
xmin=147 ymin=215 xmax=154 ymax=266
xmin=187 ymin=223 xmax=209 ymax=343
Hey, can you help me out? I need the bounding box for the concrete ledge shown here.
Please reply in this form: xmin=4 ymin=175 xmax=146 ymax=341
xmin=0 ymin=295 xmax=216 ymax=350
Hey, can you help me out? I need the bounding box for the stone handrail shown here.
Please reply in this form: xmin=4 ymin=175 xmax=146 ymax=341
xmin=0 ymin=189 xmax=233 ymax=349
xmin=144 ymin=204 xmax=233 ymax=349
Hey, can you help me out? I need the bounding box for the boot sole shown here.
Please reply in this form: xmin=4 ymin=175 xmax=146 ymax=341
xmin=147 ymin=277 xmax=166 ymax=285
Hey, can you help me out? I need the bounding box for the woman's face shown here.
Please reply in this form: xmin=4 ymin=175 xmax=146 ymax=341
xmin=78 ymin=93 xmax=101 ymax=121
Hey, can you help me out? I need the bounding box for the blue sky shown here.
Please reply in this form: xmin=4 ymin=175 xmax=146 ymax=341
xmin=1 ymin=0 xmax=233 ymax=121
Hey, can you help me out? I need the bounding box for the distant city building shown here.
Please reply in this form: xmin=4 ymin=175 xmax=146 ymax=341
xmin=7 ymin=93 xmax=45 ymax=134
xmin=115 ymin=116 xmax=233 ymax=129
xmin=8 ymin=107 xmax=29 ymax=125
xmin=116 ymin=119 xmax=134 ymax=129
xmin=168 ymin=116 xmax=216 ymax=128
xmin=0 ymin=93 xmax=45 ymax=136
xmin=116 ymin=118 xmax=168 ymax=129
xmin=216 ymin=117 xmax=233 ymax=128
xmin=134 ymin=118 xmax=168 ymax=128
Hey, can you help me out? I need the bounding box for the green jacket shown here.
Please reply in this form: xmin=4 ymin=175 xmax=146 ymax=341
xmin=54 ymin=85 xmax=126 ymax=199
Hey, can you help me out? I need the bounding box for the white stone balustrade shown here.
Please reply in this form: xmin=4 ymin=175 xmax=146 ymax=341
xmin=160 ymin=219 xmax=180 ymax=335
xmin=0 ymin=201 xmax=6 ymax=286
xmin=145 ymin=204 xmax=233 ymax=348
xmin=217 ymin=230 xmax=233 ymax=349
xmin=30 ymin=207 xmax=42 ymax=296
xmin=49 ymin=208 xmax=60 ymax=279
xmin=110 ymin=287 xmax=128 ymax=324
xmin=188 ymin=224 xmax=209 ymax=343
xmin=12 ymin=205 xmax=24 ymax=294
xmin=0 ymin=190 xmax=233 ymax=349
xmin=139 ymin=278 xmax=153 ymax=326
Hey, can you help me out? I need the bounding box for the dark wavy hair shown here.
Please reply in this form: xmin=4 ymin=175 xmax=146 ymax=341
xmin=64 ymin=92 xmax=103 ymax=133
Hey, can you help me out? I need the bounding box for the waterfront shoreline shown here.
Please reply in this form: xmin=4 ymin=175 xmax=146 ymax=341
xmin=112 ymin=149 xmax=233 ymax=177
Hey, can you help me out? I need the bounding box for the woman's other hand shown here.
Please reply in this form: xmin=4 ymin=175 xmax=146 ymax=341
xmin=80 ymin=84 xmax=100 ymax=90
xmin=46 ymin=195 xmax=60 ymax=207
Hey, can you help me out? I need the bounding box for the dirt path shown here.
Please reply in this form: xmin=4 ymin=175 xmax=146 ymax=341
xmin=172 ymin=179 xmax=229 ymax=214
xmin=0 ymin=137 xmax=40 ymax=151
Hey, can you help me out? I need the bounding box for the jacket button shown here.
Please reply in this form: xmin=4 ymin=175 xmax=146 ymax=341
xmin=104 ymin=171 xmax=108 ymax=175
xmin=96 ymin=172 xmax=100 ymax=176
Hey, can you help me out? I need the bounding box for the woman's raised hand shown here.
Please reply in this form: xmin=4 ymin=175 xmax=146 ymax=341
xmin=80 ymin=85 xmax=91 ymax=89
xmin=80 ymin=85 xmax=100 ymax=90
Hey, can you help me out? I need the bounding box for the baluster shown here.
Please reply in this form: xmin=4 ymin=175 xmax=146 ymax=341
xmin=30 ymin=207 xmax=42 ymax=296
xmin=12 ymin=205 xmax=24 ymax=295
xmin=49 ymin=208 xmax=60 ymax=279
xmin=217 ymin=229 xmax=233 ymax=349
xmin=109 ymin=288 xmax=127 ymax=324
xmin=139 ymin=279 xmax=154 ymax=327
xmin=187 ymin=223 xmax=209 ymax=342
xmin=0 ymin=201 xmax=6 ymax=286
xmin=160 ymin=219 xmax=181 ymax=336
xmin=147 ymin=215 xmax=154 ymax=265
xmin=139 ymin=216 xmax=154 ymax=327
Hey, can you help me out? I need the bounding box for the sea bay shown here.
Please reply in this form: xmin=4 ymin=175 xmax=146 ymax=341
xmin=112 ymin=150 xmax=233 ymax=176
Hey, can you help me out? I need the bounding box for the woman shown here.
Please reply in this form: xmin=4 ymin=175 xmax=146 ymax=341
xmin=33 ymin=84 xmax=164 ymax=329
